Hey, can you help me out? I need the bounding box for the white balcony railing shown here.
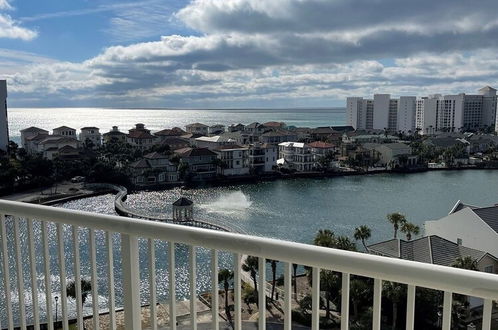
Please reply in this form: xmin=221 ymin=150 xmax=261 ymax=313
xmin=0 ymin=199 xmax=498 ymax=329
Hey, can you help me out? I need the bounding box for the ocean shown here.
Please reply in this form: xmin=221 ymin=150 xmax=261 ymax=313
xmin=7 ymin=107 xmax=346 ymax=144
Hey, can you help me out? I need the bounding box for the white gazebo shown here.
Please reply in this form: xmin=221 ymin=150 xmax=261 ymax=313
xmin=172 ymin=197 xmax=194 ymax=221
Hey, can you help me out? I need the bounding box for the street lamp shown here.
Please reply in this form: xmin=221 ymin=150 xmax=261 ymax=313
xmin=55 ymin=296 xmax=59 ymax=324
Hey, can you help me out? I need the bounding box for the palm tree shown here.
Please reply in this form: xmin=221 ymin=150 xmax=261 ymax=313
xmin=314 ymin=229 xmax=336 ymax=247
xmin=383 ymin=281 xmax=406 ymax=330
xmin=335 ymin=236 xmax=357 ymax=251
xmin=386 ymin=213 xmax=407 ymax=239
xmin=218 ymin=268 xmax=234 ymax=323
xmin=400 ymin=222 xmax=420 ymax=241
xmin=242 ymin=256 xmax=259 ymax=304
xmin=266 ymin=259 xmax=278 ymax=301
xmin=354 ymin=225 xmax=371 ymax=251
xmin=452 ymin=256 xmax=478 ymax=271
xmin=66 ymin=278 xmax=92 ymax=306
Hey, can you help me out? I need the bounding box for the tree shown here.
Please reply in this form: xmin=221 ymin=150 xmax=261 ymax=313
xmin=383 ymin=281 xmax=406 ymax=330
xmin=354 ymin=225 xmax=372 ymax=251
xmin=451 ymin=256 xmax=478 ymax=271
xmin=313 ymin=229 xmax=336 ymax=247
xmin=242 ymin=256 xmax=259 ymax=304
xmin=335 ymin=236 xmax=357 ymax=251
xmin=218 ymin=268 xmax=234 ymax=323
xmin=266 ymin=259 xmax=278 ymax=301
xmin=66 ymin=278 xmax=92 ymax=305
xmin=400 ymin=222 xmax=420 ymax=241
xmin=386 ymin=213 xmax=407 ymax=239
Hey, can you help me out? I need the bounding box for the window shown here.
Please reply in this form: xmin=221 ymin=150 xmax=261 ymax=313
xmin=484 ymin=265 xmax=493 ymax=273
xmin=457 ymin=238 xmax=462 ymax=245
xmin=137 ymin=176 xmax=144 ymax=183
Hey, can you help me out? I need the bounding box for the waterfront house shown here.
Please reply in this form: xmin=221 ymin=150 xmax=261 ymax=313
xmin=194 ymin=135 xmax=236 ymax=149
xmin=245 ymin=122 xmax=266 ymax=135
xmin=374 ymin=143 xmax=416 ymax=168
xmin=368 ymin=235 xmax=497 ymax=273
xmin=425 ymin=201 xmax=498 ymax=258
xmin=53 ymin=126 xmax=77 ymax=137
xmin=175 ymin=147 xmax=218 ymax=180
xmin=154 ymin=127 xmax=186 ymax=142
xmin=185 ymin=123 xmax=209 ymax=135
xmin=220 ymin=131 xmax=252 ymax=145
xmin=468 ymin=134 xmax=498 ymax=153
xmin=228 ymin=123 xmax=245 ymax=132
xmin=126 ymin=124 xmax=158 ymax=150
xmin=308 ymin=141 xmax=337 ymax=169
xmin=214 ymin=144 xmax=250 ymax=176
xmin=103 ymin=126 xmax=127 ymax=144
xmin=278 ymin=142 xmax=314 ymax=172
xmin=263 ymin=121 xmax=287 ymax=129
xmin=248 ymin=143 xmax=277 ymax=174
xmin=79 ymin=127 xmax=102 ymax=148
xmin=208 ymin=124 xmax=226 ymax=135
xmin=20 ymin=127 xmax=48 ymax=150
xmin=38 ymin=136 xmax=81 ymax=160
xmin=259 ymin=130 xmax=298 ymax=145
xmin=129 ymin=152 xmax=179 ymax=186
xmin=159 ymin=137 xmax=190 ymax=151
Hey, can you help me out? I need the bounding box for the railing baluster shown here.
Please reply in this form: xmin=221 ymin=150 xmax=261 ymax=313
xmin=41 ymin=221 xmax=54 ymax=330
xmin=189 ymin=246 xmax=197 ymax=330
xmin=121 ymin=234 xmax=141 ymax=328
xmin=211 ymin=249 xmax=219 ymax=330
xmin=258 ymin=257 xmax=266 ymax=330
xmin=72 ymin=226 xmax=83 ymax=330
xmin=372 ymin=278 xmax=382 ymax=330
xmin=27 ymin=219 xmax=40 ymax=330
xmin=13 ymin=217 xmax=26 ymax=329
xmin=405 ymin=285 xmax=416 ymax=330
xmin=442 ymin=291 xmax=452 ymax=330
xmin=283 ymin=262 xmax=292 ymax=330
xmin=341 ymin=273 xmax=350 ymax=330
xmin=148 ymin=239 xmax=157 ymax=330
xmin=169 ymin=242 xmax=177 ymax=330
xmin=311 ymin=267 xmax=320 ymax=330
xmin=482 ymin=298 xmax=493 ymax=330
xmin=106 ymin=232 xmax=116 ymax=330
xmin=233 ymin=253 xmax=242 ymax=330
xmin=0 ymin=214 xmax=14 ymax=330
xmin=89 ymin=229 xmax=99 ymax=330
xmin=56 ymin=223 xmax=69 ymax=330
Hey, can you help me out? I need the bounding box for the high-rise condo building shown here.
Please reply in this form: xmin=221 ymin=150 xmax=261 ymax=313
xmin=0 ymin=80 xmax=8 ymax=152
xmin=347 ymin=86 xmax=497 ymax=134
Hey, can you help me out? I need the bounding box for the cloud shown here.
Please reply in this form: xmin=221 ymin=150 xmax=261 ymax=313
xmin=0 ymin=0 xmax=37 ymax=40
xmin=5 ymin=0 xmax=498 ymax=106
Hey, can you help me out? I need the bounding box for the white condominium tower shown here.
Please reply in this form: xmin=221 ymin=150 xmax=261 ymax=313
xmin=347 ymin=86 xmax=497 ymax=134
xmin=347 ymin=94 xmax=416 ymax=133
xmin=0 ymin=80 xmax=8 ymax=152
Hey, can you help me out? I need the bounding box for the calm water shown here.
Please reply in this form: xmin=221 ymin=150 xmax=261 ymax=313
xmin=7 ymin=107 xmax=346 ymax=144
xmin=3 ymin=170 xmax=498 ymax=325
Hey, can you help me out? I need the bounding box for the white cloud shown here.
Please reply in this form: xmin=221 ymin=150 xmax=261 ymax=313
xmin=5 ymin=0 xmax=498 ymax=106
xmin=0 ymin=0 xmax=37 ymax=40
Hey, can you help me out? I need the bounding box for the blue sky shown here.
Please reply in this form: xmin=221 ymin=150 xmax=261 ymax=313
xmin=1 ymin=0 xmax=498 ymax=108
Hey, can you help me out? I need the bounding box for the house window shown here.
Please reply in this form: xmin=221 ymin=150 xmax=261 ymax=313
xmin=159 ymin=173 xmax=165 ymax=182
xmin=484 ymin=265 xmax=493 ymax=273
xmin=457 ymin=238 xmax=462 ymax=245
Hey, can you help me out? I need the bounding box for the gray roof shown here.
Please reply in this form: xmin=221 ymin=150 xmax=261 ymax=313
xmin=368 ymin=235 xmax=493 ymax=267
xmin=472 ymin=207 xmax=498 ymax=233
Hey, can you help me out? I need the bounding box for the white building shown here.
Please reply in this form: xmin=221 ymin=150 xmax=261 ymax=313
xmin=194 ymin=135 xmax=236 ymax=149
xmin=214 ymin=145 xmax=250 ymax=176
xmin=126 ymin=124 xmax=158 ymax=150
xmin=416 ymin=97 xmax=438 ymax=135
xmin=79 ymin=127 xmax=102 ymax=148
xmin=248 ymin=143 xmax=277 ymax=174
xmin=53 ymin=126 xmax=77 ymax=137
xmin=0 ymin=80 xmax=8 ymax=152
xmin=373 ymin=94 xmax=391 ymax=131
xmin=425 ymin=201 xmax=498 ymax=258
xmin=397 ymin=96 xmax=417 ymax=134
xmin=278 ymin=142 xmax=313 ymax=172
xmin=185 ymin=123 xmax=209 ymax=135
xmin=20 ymin=127 xmax=49 ymax=149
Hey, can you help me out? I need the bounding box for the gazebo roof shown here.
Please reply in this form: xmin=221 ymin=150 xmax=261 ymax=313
xmin=173 ymin=197 xmax=193 ymax=206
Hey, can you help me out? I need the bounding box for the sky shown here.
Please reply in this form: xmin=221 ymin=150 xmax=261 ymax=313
xmin=1 ymin=0 xmax=498 ymax=108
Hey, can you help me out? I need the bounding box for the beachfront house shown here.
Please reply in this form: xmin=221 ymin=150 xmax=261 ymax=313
xmin=126 ymin=124 xmax=158 ymax=150
xmin=103 ymin=126 xmax=127 ymax=144
xmin=20 ymin=127 xmax=49 ymax=150
xmin=214 ymin=145 xmax=250 ymax=176
xmin=175 ymin=147 xmax=218 ymax=181
xmin=79 ymin=127 xmax=102 ymax=148
xmin=129 ymin=152 xmax=179 ymax=186
xmin=425 ymin=201 xmax=498 ymax=258
xmin=185 ymin=123 xmax=209 ymax=135
xmin=278 ymin=142 xmax=314 ymax=172
xmin=53 ymin=126 xmax=77 ymax=137
xmin=244 ymin=122 xmax=266 ymax=135
xmin=38 ymin=136 xmax=81 ymax=160
xmin=194 ymin=135 xmax=236 ymax=149
xmin=154 ymin=127 xmax=186 ymax=142
xmin=259 ymin=130 xmax=298 ymax=145
xmin=263 ymin=121 xmax=287 ymax=129
xmin=158 ymin=137 xmax=190 ymax=151
xmin=208 ymin=124 xmax=225 ymax=135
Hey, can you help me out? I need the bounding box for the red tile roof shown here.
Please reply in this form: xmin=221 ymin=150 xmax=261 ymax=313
xmin=307 ymin=141 xmax=335 ymax=149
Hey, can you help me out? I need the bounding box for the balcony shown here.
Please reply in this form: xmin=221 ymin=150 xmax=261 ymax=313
xmin=0 ymin=199 xmax=497 ymax=329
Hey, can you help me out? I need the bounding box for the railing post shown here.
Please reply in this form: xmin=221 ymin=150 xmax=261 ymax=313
xmin=121 ymin=234 xmax=141 ymax=328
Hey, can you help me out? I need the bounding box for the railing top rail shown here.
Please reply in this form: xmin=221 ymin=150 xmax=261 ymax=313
xmin=1 ymin=199 xmax=497 ymax=300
